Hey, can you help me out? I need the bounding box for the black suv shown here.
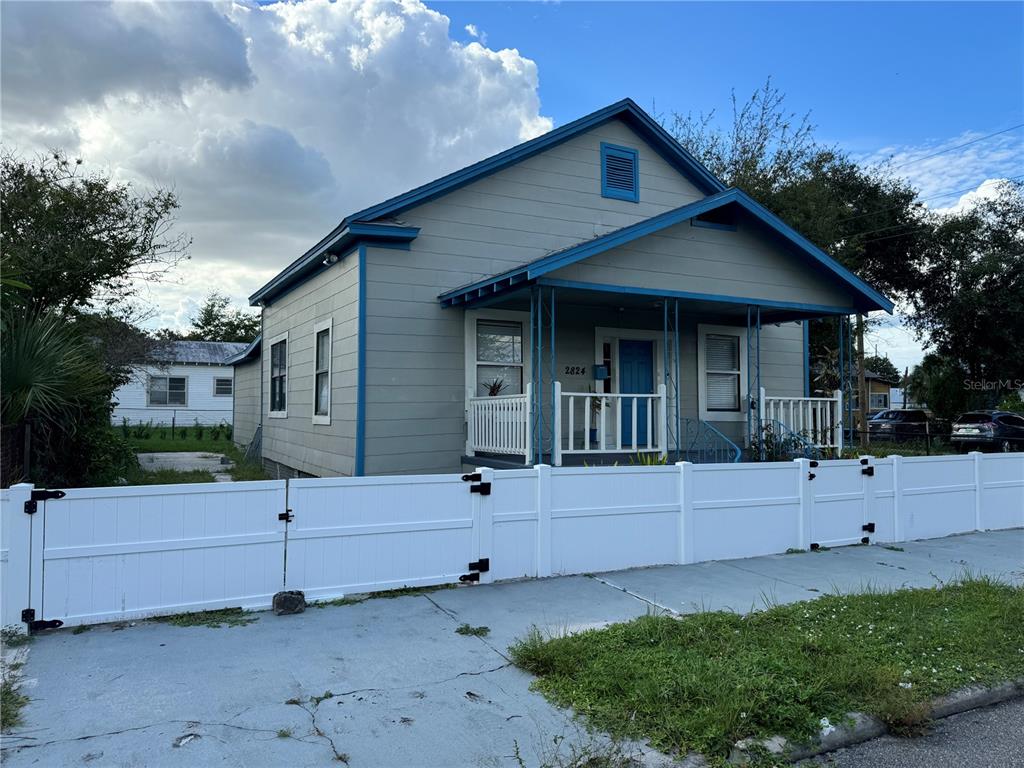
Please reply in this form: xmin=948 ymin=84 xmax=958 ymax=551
xmin=951 ymin=410 xmax=1024 ymax=453
xmin=867 ymin=409 xmax=944 ymax=442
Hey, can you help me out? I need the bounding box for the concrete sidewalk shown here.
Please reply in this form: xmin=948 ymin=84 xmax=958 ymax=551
xmin=2 ymin=530 xmax=1020 ymax=767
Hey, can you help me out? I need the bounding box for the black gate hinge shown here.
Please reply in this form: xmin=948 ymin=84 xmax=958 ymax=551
xmin=21 ymin=608 xmax=63 ymax=633
xmin=461 ymin=473 xmax=491 ymax=495
xmin=460 ymin=557 xmax=490 ymax=582
xmin=278 ymin=510 xmax=294 ymax=523
xmin=24 ymin=489 xmax=65 ymax=514
xmin=861 ymin=466 xmax=875 ymax=477
xmin=808 ymin=472 xmax=816 ymax=481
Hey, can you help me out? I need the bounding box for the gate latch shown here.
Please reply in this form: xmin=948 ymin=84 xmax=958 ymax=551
xmin=21 ymin=608 xmax=63 ymax=633
xmin=862 ymin=522 xmax=876 ymax=533
xmin=278 ymin=510 xmax=294 ymax=523
xmin=24 ymin=489 xmax=65 ymax=515
xmin=461 ymin=473 xmax=491 ymax=496
xmin=861 ymin=466 xmax=875 ymax=477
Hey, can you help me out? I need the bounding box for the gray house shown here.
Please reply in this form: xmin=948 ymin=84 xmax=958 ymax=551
xmin=231 ymin=99 xmax=892 ymax=477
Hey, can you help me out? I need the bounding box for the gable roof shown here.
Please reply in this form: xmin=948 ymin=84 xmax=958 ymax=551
xmin=438 ymin=188 xmax=895 ymax=314
xmin=250 ymin=98 xmax=725 ymax=306
xmin=152 ymin=341 xmax=249 ymax=365
xmin=226 ymin=335 xmax=261 ymax=365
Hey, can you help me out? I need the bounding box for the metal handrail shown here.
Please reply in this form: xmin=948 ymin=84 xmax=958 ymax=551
xmin=681 ymin=418 xmax=742 ymax=464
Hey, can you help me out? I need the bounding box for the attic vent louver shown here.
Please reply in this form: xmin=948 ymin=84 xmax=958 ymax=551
xmin=601 ymin=143 xmax=639 ymax=202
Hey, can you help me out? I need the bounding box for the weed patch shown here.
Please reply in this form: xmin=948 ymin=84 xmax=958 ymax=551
xmin=1 ymin=678 xmax=29 ymax=731
xmin=125 ymin=467 xmax=217 ymax=485
xmin=72 ymin=625 xmax=91 ymax=635
xmin=455 ymin=623 xmax=491 ymax=637
xmin=155 ymin=607 xmax=257 ymax=628
xmin=509 ymin=578 xmax=1024 ymax=763
xmin=315 ymin=583 xmax=457 ymax=608
xmin=1 ymin=628 xmax=31 ymax=648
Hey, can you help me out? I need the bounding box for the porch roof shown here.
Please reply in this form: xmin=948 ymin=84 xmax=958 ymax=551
xmin=437 ymin=188 xmax=895 ymax=317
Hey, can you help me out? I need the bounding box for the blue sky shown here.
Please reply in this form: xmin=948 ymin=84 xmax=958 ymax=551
xmin=438 ymin=1 xmax=1023 ymax=153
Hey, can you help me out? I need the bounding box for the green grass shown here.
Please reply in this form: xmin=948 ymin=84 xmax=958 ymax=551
xmin=115 ymin=424 xmax=234 ymax=454
xmin=223 ymin=445 xmax=270 ymax=481
xmin=1 ymin=678 xmax=29 ymax=731
xmin=315 ymin=582 xmax=457 ymax=608
xmin=124 ymin=467 xmax=217 ymax=485
xmin=155 ymin=607 xmax=257 ymax=628
xmin=509 ymin=578 xmax=1024 ymax=763
xmin=455 ymin=623 xmax=491 ymax=637
xmin=853 ymin=440 xmax=958 ymax=458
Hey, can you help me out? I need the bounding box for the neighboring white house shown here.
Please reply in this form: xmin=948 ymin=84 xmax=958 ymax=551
xmin=111 ymin=341 xmax=248 ymax=427
xmin=234 ymin=98 xmax=894 ymax=478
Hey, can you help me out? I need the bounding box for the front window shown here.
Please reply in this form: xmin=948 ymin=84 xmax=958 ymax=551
xmin=314 ymin=325 xmax=331 ymax=420
xmin=705 ymin=334 xmax=741 ymax=411
xmin=869 ymin=392 xmax=889 ymax=411
xmin=476 ymin=320 xmax=523 ymax=396
xmin=214 ymin=377 xmax=233 ymax=396
xmin=270 ymin=339 xmax=287 ymax=413
xmin=149 ymin=376 xmax=187 ymax=406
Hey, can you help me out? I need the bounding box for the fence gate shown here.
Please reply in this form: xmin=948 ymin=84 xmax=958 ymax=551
xmin=809 ymin=458 xmax=874 ymax=549
xmin=25 ymin=481 xmax=289 ymax=629
xmin=282 ymin=470 xmax=494 ymax=601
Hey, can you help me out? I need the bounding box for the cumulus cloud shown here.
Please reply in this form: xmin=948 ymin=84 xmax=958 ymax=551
xmin=1 ymin=0 xmax=551 ymax=329
xmin=465 ymin=23 xmax=487 ymax=45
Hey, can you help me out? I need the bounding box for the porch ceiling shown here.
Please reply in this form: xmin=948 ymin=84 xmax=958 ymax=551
xmin=451 ymin=281 xmax=846 ymax=325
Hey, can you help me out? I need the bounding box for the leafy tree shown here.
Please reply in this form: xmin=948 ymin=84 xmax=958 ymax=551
xmin=904 ymin=354 xmax=983 ymax=420
xmin=904 ymin=181 xmax=1024 ymax=386
xmin=862 ymin=355 xmax=900 ymax=383
xmin=0 ymin=149 xmax=190 ymax=314
xmin=160 ymin=291 xmax=260 ymax=343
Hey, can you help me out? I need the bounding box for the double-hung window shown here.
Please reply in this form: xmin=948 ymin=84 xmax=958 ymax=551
xmin=313 ymin=320 xmax=331 ymax=424
xmin=475 ymin=320 xmax=523 ymax=396
xmin=148 ymin=376 xmax=187 ymax=406
xmin=270 ymin=336 xmax=288 ymax=416
xmin=698 ymin=325 xmax=747 ymax=421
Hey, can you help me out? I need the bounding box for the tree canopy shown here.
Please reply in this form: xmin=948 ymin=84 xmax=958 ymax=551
xmin=159 ymin=291 xmax=260 ymax=343
xmin=862 ymin=355 xmax=901 ymax=384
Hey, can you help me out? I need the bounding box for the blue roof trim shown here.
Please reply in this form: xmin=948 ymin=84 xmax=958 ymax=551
xmin=227 ymin=334 xmax=262 ymax=365
xmin=438 ymin=188 xmax=894 ymax=313
xmin=249 ymin=223 xmax=419 ymax=306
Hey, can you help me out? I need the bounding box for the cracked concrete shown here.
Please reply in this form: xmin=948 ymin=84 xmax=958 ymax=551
xmin=1 ymin=530 xmax=1019 ymax=767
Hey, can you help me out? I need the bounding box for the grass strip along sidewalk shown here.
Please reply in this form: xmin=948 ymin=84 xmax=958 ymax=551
xmin=510 ymin=578 xmax=1024 ymax=764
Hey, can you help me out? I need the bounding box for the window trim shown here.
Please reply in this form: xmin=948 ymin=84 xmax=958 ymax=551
xmin=268 ymin=331 xmax=288 ymax=419
xmin=600 ymin=142 xmax=639 ymax=203
xmin=697 ymin=324 xmax=748 ymax=422
xmin=213 ymin=377 xmax=233 ymax=397
xmin=869 ymin=391 xmax=890 ymax=411
xmin=147 ymin=374 xmax=188 ymax=407
xmin=464 ymin=309 xmax=531 ymax=410
xmin=312 ymin=318 xmax=332 ymax=425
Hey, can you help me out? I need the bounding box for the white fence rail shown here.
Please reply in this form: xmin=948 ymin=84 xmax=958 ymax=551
xmin=466 ymin=384 xmax=532 ymax=463
xmin=760 ymin=386 xmax=843 ymax=449
xmin=555 ymin=382 xmax=668 ymax=464
xmin=2 ymin=453 xmax=1021 ymax=633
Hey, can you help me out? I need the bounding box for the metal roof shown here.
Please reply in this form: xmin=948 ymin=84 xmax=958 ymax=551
xmin=152 ymin=341 xmax=249 ymax=365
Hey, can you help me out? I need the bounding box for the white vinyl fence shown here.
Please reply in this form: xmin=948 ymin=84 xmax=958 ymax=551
xmin=2 ymin=453 xmax=1021 ymax=633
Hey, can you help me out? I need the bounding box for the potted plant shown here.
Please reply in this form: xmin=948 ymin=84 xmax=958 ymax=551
xmin=483 ymin=378 xmax=506 ymax=396
xmin=589 ymin=387 xmax=604 ymax=446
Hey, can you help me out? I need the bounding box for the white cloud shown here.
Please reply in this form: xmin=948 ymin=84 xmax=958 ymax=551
xmin=867 ymin=312 xmax=926 ymax=375
xmin=1 ymin=0 xmax=551 ymax=328
xmin=465 ymin=23 xmax=487 ymax=45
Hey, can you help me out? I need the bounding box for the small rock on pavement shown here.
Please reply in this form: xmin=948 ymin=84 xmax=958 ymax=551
xmin=273 ymin=590 xmax=306 ymax=615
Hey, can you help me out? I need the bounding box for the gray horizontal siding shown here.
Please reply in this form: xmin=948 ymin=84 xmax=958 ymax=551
xmin=232 ymin=359 xmax=260 ymax=447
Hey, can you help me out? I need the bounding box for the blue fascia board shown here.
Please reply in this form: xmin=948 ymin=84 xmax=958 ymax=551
xmin=226 ymin=334 xmax=262 ymax=365
xmin=536 ymin=278 xmax=859 ymax=316
xmin=355 ymin=244 xmax=367 ymax=477
xmin=249 ymin=224 xmax=419 ymax=306
xmin=803 ymin=321 xmax=811 ymax=397
xmin=438 ymin=187 xmax=894 ymax=314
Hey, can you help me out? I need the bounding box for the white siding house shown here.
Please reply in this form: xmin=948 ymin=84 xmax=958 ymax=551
xmin=234 ymin=99 xmax=894 ymax=477
xmin=111 ymin=341 xmax=247 ymax=427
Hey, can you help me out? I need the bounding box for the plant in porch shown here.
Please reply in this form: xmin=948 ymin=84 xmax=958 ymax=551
xmin=588 ymin=387 xmax=605 ymax=446
xmin=483 ymin=377 xmax=507 ymax=397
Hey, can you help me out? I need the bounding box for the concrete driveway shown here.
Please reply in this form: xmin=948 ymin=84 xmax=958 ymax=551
xmin=2 ymin=530 xmax=1021 ymax=767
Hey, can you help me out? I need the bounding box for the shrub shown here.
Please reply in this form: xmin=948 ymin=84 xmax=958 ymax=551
xmin=210 ymin=426 xmax=222 ymax=441
xmin=193 ymin=419 xmax=204 ymax=441
xmin=120 ymin=417 xmax=131 ymax=439
xmin=224 ymin=423 xmax=233 ymax=441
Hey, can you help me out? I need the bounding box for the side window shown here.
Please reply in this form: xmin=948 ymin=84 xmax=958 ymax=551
xmin=313 ymin=321 xmax=332 ymax=424
xmin=214 ymin=377 xmax=233 ymax=396
xmin=270 ymin=338 xmax=287 ymax=415
xmin=475 ymin=320 xmax=523 ymax=396
xmin=148 ymin=376 xmax=187 ymax=406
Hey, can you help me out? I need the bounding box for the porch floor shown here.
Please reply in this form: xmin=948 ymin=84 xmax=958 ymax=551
xmin=461 ymin=450 xmax=746 ymax=469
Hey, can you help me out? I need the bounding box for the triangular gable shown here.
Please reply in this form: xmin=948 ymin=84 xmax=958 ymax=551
xmin=439 ymin=188 xmax=894 ymax=314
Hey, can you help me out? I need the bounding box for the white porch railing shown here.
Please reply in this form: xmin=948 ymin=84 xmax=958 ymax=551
xmin=555 ymin=382 xmax=667 ymax=465
xmin=759 ymin=386 xmax=843 ymax=449
xmin=466 ymin=383 xmax=532 ymax=463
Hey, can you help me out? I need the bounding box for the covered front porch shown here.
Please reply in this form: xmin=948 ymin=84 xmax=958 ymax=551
xmin=450 ymin=281 xmax=851 ymax=467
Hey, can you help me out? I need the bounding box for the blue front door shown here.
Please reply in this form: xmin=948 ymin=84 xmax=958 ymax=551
xmin=619 ymin=340 xmax=654 ymax=447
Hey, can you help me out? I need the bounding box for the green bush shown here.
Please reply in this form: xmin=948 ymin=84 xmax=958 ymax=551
xmin=997 ymin=392 xmax=1024 ymax=413
xmin=194 ymin=419 xmax=204 ymax=441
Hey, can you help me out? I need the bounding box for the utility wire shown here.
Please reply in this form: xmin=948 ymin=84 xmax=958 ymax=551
xmin=885 ymin=123 xmax=1024 ymax=171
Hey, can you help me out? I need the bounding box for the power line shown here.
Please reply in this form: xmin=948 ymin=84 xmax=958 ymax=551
xmin=885 ymin=123 xmax=1024 ymax=171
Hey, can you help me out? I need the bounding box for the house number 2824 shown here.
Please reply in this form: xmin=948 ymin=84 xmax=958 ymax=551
xmin=563 ymin=365 xmax=586 ymax=376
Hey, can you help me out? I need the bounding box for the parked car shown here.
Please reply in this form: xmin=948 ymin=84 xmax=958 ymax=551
xmin=867 ymin=409 xmax=948 ymax=443
xmin=950 ymin=410 xmax=1024 ymax=453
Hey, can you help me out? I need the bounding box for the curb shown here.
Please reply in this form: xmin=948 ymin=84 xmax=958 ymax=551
xmin=727 ymin=678 xmax=1024 ymax=765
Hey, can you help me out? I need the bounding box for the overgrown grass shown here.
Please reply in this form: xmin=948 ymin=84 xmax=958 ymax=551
xmin=509 ymin=578 xmax=1024 ymax=763
xmin=155 ymin=607 xmax=257 ymax=628
xmin=115 ymin=423 xmax=234 ymax=454
xmin=852 ymin=440 xmax=957 ymax=458
xmin=1 ymin=678 xmax=29 ymax=731
xmin=223 ymin=444 xmax=270 ymax=481
xmin=123 ymin=467 xmax=217 ymax=485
